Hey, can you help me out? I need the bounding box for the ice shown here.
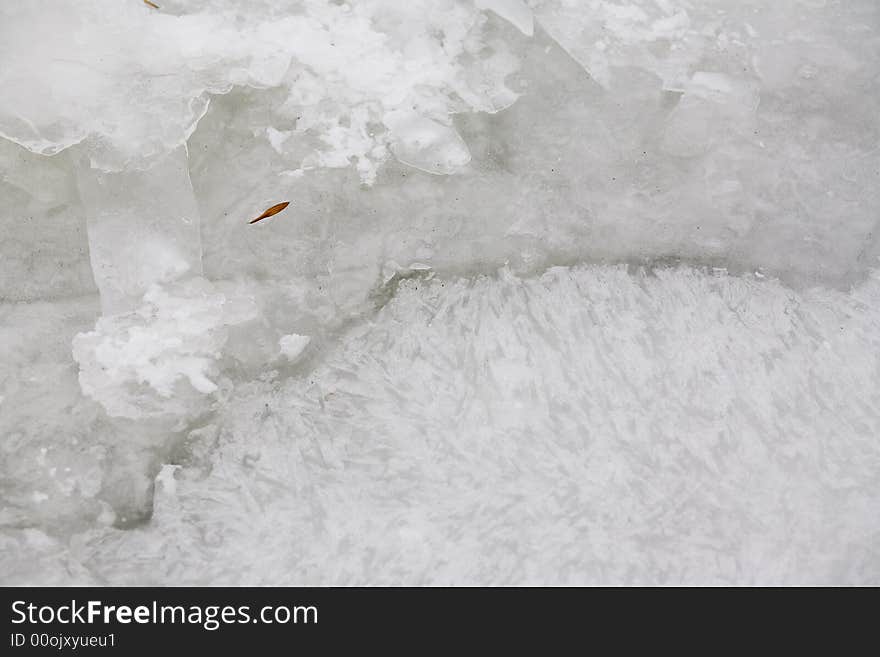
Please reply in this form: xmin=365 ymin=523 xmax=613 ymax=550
xmin=385 ymin=111 xmax=473 ymax=175
xmin=476 ymin=0 xmax=535 ymax=36
xmin=71 ymin=278 xmax=256 ymax=420
xmin=278 ymin=334 xmax=312 ymax=362
xmin=7 ymin=265 xmax=880 ymax=585
xmin=0 ymin=139 xmax=95 ymax=301
xmin=1 ymin=0 xmax=879 ymax=584
xmin=75 ymin=146 xmax=203 ymax=314
xmin=0 ymin=0 xmax=521 ymax=177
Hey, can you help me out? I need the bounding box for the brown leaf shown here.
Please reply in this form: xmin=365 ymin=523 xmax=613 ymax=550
xmin=249 ymin=201 xmax=291 ymax=224
xmin=143 ymin=0 xmax=160 ymax=8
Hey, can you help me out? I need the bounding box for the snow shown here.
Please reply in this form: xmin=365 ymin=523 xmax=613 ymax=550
xmin=0 ymin=0 xmax=878 ymax=585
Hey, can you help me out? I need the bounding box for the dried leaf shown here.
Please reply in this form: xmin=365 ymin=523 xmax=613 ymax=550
xmin=249 ymin=201 xmax=291 ymax=224
xmin=143 ymin=0 xmax=160 ymax=8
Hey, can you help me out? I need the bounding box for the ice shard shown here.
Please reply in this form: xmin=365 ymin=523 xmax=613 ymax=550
xmin=74 ymin=146 xmax=202 ymax=315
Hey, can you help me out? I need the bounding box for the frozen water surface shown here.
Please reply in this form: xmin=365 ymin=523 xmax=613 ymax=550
xmin=0 ymin=0 xmax=878 ymax=585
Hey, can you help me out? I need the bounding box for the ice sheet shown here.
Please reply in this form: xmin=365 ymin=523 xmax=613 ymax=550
xmin=1 ymin=0 xmax=878 ymax=585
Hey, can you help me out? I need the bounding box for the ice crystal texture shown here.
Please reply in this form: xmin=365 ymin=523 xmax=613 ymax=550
xmin=0 ymin=0 xmax=878 ymax=584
